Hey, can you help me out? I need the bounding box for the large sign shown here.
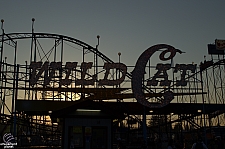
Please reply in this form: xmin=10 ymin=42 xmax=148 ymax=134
xmin=132 ymin=44 xmax=196 ymax=107
xmin=29 ymin=44 xmax=196 ymax=107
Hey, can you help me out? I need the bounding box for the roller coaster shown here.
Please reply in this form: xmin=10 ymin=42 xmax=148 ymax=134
xmin=0 ymin=19 xmax=225 ymax=149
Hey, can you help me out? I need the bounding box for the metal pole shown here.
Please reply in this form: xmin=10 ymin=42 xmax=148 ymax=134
xmin=30 ymin=18 xmax=35 ymax=63
xmin=118 ymin=52 xmax=121 ymax=102
xmin=200 ymin=70 xmax=207 ymax=146
xmin=24 ymin=61 xmax=27 ymax=99
xmin=0 ymin=20 xmax=4 ymax=113
xmin=142 ymin=73 xmax=147 ymax=147
xmin=11 ymin=41 xmax=17 ymax=110
xmin=0 ymin=19 xmax=4 ymax=79
xmin=53 ymin=40 xmax=57 ymax=101
xmin=11 ymin=42 xmax=17 ymax=134
xmin=14 ymin=64 xmax=19 ymax=137
xmin=59 ymin=37 xmax=63 ymax=100
xmin=3 ymin=57 xmax=8 ymax=114
xmin=33 ymin=19 xmax=37 ymax=62
xmin=96 ymin=35 xmax=100 ymax=88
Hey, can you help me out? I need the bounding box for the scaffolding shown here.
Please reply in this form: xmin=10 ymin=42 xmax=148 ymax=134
xmin=0 ymin=19 xmax=224 ymax=149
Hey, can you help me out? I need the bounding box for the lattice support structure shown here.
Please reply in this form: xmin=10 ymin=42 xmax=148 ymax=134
xmin=0 ymin=21 xmax=224 ymax=148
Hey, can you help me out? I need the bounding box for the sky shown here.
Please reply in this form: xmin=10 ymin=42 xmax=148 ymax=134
xmin=0 ymin=0 xmax=225 ymax=67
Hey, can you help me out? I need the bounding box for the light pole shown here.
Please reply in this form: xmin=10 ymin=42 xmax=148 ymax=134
xmin=117 ymin=52 xmax=121 ymax=102
xmin=118 ymin=52 xmax=121 ymax=63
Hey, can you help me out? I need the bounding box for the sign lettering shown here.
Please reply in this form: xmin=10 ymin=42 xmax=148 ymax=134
xmin=30 ymin=62 xmax=127 ymax=86
xmin=29 ymin=44 xmax=196 ymax=108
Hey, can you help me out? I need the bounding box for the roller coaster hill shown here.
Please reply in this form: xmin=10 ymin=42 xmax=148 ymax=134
xmin=0 ymin=19 xmax=225 ymax=149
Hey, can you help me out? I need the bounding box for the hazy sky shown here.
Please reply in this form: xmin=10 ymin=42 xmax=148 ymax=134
xmin=0 ymin=1 xmax=225 ymax=66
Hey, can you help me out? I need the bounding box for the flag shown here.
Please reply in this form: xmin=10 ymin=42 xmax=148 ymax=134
xmin=215 ymin=39 xmax=225 ymax=50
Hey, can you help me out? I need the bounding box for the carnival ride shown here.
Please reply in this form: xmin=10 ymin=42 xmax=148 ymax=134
xmin=0 ymin=19 xmax=224 ymax=148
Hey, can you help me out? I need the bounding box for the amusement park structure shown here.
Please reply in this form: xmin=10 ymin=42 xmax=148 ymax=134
xmin=0 ymin=19 xmax=225 ymax=149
